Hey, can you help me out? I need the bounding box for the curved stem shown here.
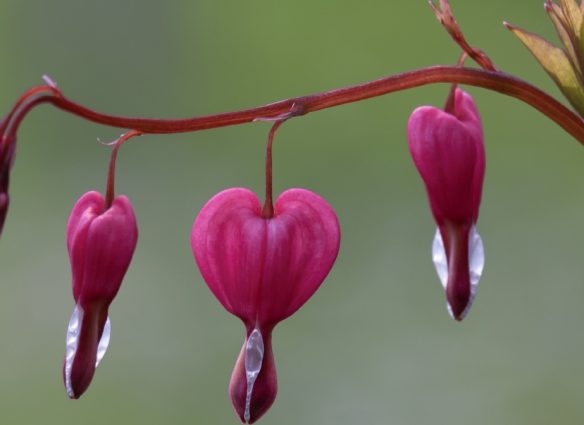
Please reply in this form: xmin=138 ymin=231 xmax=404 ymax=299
xmin=4 ymin=66 xmax=584 ymax=146
xmin=4 ymin=94 xmax=56 ymax=140
xmin=104 ymin=130 xmax=142 ymax=209
xmin=1 ymin=86 xmax=56 ymax=138
xmin=261 ymin=121 xmax=285 ymax=219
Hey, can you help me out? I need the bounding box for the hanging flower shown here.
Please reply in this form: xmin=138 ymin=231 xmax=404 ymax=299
xmin=64 ymin=190 xmax=138 ymax=398
xmin=191 ymin=187 xmax=340 ymax=423
xmin=407 ymin=88 xmax=486 ymax=321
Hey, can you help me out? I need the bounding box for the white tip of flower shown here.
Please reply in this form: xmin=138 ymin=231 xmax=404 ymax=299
xmin=64 ymin=304 xmax=111 ymax=398
xmin=244 ymin=328 xmax=265 ymax=423
xmin=468 ymin=225 xmax=485 ymax=287
xmin=432 ymin=228 xmax=449 ymax=290
xmin=432 ymin=225 xmax=485 ymax=320
xmin=64 ymin=305 xmax=83 ymax=398
xmin=96 ymin=317 xmax=111 ymax=367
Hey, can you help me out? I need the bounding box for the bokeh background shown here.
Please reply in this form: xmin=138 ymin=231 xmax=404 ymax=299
xmin=0 ymin=1 xmax=583 ymax=424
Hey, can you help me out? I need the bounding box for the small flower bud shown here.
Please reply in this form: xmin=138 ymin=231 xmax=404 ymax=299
xmin=64 ymin=191 xmax=138 ymax=398
xmin=0 ymin=132 xmax=16 ymax=235
xmin=408 ymin=88 xmax=486 ymax=320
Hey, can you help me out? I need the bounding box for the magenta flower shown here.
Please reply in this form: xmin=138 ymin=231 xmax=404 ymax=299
xmin=191 ymin=188 xmax=340 ymax=423
xmin=407 ymin=88 xmax=486 ymax=321
xmin=64 ymin=191 xmax=138 ymax=398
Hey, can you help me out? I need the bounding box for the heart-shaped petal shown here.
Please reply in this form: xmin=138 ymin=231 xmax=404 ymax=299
xmin=191 ymin=187 xmax=341 ymax=331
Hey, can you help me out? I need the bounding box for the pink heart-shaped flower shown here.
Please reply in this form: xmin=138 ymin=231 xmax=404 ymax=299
xmin=191 ymin=187 xmax=340 ymax=423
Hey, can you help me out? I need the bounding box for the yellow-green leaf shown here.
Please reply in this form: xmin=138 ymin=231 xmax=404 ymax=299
xmin=547 ymin=2 xmax=582 ymax=73
xmin=507 ymin=23 xmax=584 ymax=116
xmin=579 ymin=14 xmax=584 ymax=63
xmin=561 ymin=0 xmax=583 ymax=31
xmin=549 ymin=1 xmax=567 ymax=23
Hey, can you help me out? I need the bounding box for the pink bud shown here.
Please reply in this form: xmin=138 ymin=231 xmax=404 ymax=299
xmin=0 ymin=132 xmax=16 ymax=235
xmin=191 ymin=188 xmax=340 ymax=423
xmin=64 ymin=191 xmax=138 ymax=398
xmin=408 ymin=88 xmax=486 ymax=321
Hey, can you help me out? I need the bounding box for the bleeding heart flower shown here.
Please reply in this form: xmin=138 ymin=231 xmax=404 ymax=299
xmin=64 ymin=190 xmax=138 ymax=398
xmin=191 ymin=187 xmax=340 ymax=423
xmin=407 ymin=88 xmax=486 ymax=321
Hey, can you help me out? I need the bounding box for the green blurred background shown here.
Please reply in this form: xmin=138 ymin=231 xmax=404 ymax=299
xmin=0 ymin=1 xmax=582 ymax=424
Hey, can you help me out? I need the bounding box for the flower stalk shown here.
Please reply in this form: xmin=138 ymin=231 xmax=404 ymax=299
xmin=104 ymin=130 xmax=143 ymax=209
xmin=1 ymin=67 xmax=583 ymax=147
xmin=261 ymin=121 xmax=285 ymax=219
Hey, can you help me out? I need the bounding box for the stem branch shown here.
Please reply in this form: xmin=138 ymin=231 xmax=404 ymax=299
xmin=104 ymin=130 xmax=142 ymax=208
xmin=3 ymin=66 xmax=584 ymax=146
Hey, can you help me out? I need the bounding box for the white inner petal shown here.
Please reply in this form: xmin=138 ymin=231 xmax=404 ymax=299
xmin=432 ymin=228 xmax=448 ymax=290
xmin=64 ymin=304 xmax=112 ymax=397
xmin=65 ymin=305 xmax=83 ymax=398
xmin=468 ymin=226 xmax=485 ymax=287
xmin=96 ymin=317 xmax=111 ymax=367
xmin=244 ymin=328 xmax=265 ymax=424
xmin=432 ymin=225 xmax=485 ymax=320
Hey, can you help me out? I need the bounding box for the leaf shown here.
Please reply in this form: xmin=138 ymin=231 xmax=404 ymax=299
xmin=547 ymin=2 xmax=582 ymax=74
xmin=561 ymin=0 xmax=583 ymax=31
xmin=507 ymin=23 xmax=584 ymax=116
xmin=579 ymin=13 xmax=584 ymax=65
